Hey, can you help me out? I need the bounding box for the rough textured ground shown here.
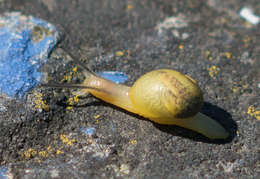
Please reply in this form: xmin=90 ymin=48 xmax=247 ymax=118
xmin=0 ymin=0 xmax=259 ymax=178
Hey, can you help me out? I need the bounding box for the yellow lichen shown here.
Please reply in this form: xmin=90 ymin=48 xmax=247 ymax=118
xmin=22 ymin=146 xmax=55 ymax=160
xmin=56 ymin=149 xmax=64 ymax=155
xmin=73 ymin=95 xmax=79 ymax=103
xmin=116 ymin=51 xmax=124 ymax=57
xmin=33 ymin=92 xmax=50 ymax=111
xmin=232 ymin=86 xmax=239 ymax=93
xmin=231 ymin=82 xmax=250 ymax=94
xmin=66 ymin=95 xmax=80 ymax=110
xmin=67 ymin=97 xmax=74 ymax=106
xmin=129 ymin=139 xmax=137 ymax=145
xmin=208 ymin=65 xmax=220 ymax=77
xmin=66 ymin=106 xmax=73 ymax=110
xmin=72 ymin=67 xmax=77 ymax=72
xmin=24 ymin=148 xmax=37 ymax=158
xmin=38 ymin=151 xmax=48 ymax=158
xmin=60 ymin=134 xmax=76 ymax=146
xmin=248 ymin=106 xmax=260 ymax=120
xmin=224 ymin=52 xmax=232 ymax=59
xmin=94 ymin=114 xmax=101 ymax=123
xmin=21 ymin=138 xmax=74 ymax=160
xmin=94 ymin=114 xmax=101 ymax=119
xmin=61 ymin=66 xmax=79 ymax=83
xmin=62 ymin=75 xmax=71 ymax=82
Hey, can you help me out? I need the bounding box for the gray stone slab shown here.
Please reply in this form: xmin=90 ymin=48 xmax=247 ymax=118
xmin=0 ymin=0 xmax=259 ymax=178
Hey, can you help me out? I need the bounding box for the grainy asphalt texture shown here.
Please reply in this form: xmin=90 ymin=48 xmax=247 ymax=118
xmin=0 ymin=0 xmax=260 ymax=178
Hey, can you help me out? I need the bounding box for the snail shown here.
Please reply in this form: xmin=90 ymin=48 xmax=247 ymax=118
xmin=42 ymin=53 xmax=229 ymax=139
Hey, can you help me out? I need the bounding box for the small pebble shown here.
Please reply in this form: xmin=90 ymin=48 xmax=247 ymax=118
xmin=0 ymin=166 xmax=8 ymax=179
xmin=80 ymin=127 xmax=96 ymax=136
xmin=239 ymin=7 xmax=260 ymax=25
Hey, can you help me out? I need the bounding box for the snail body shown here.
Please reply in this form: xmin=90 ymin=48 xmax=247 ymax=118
xmin=80 ymin=69 xmax=203 ymax=121
xmin=78 ymin=69 xmax=228 ymax=139
xmin=43 ymin=56 xmax=229 ymax=139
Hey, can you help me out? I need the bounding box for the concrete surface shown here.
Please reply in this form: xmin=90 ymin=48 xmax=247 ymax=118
xmin=0 ymin=0 xmax=259 ymax=178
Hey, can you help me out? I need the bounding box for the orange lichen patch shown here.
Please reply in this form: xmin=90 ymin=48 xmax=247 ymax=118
xmin=60 ymin=134 xmax=76 ymax=146
xmin=33 ymin=92 xmax=50 ymax=111
xmin=208 ymin=65 xmax=220 ymax=77
xmin=129 ymin=139 xmax=137 ymax=145
xmin=248 ymin=106 xmax=260 ymax=120
xmin=178 ymin=44 xmax=183 ymax=50
xmin=126 ymin=4 xmax=133 ymax=11
xmin=115 ymin=51 xmax=124 ymax=57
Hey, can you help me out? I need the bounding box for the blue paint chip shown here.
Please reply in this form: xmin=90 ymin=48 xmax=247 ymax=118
xmin=0 ymin=12 xmax=60 ymax=98
xmin=80 ymin=127 xmax=96 ymax=136
xmin=0 ymin=166 xmax=8 ymax=179
xmin=97 ymin=71 xmax=128 ymax=84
